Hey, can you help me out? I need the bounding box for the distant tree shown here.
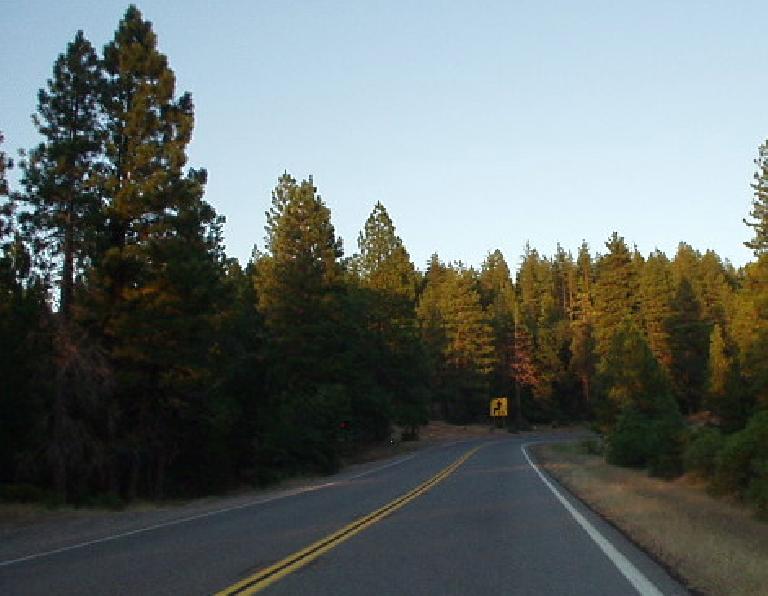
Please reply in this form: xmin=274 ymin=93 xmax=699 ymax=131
xmin=593 ymin=232 xmax=639 ymax=358
xmin=254 ymin=173 xmax=355 ymax=472
xmin=479 ymin=250 xmax=515 ymax=400
xmin=511 ymin=309 xmax=537 ymax=426
xmin=354 ymin=202 xmax=417 ymax=298
xmin=744 ymin=140 xmax=768 ymax=255
xmin=731 ymin=255 xmax=768 ymax=410
xmin=706 ymin=323 xmax=748 ymax=431
xmin=666 ymin=278 xmax=710 ymax=414
xmin=569 ymin=241 xmax=596 ymax=411
xmin=638 ymin=250 xmax=674 ymax=374
xmin=257 ymin=173 xmax=343 ymax=387
xmin=352 ymin=201 xmax=427 ymax=434
xmin=596 ymin=320 xmax=673 ymax=429
xmin=417 ymin=264 xmax=495 ymax=422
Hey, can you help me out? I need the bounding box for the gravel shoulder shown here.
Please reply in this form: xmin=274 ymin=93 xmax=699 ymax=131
xmin=534 ymin=442 xmax=768 ymax=596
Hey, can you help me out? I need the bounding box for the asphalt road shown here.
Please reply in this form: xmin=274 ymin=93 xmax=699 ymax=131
xmin=0 ymin=433 xmax=688 ymax=595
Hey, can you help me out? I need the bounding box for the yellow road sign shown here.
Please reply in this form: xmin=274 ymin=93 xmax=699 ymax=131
xmin=490 ymin=397 xmax=508 ymax=417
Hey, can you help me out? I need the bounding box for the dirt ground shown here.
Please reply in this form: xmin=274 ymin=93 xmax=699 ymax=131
xmin=535 ymin=442 xmax=768 ymax=596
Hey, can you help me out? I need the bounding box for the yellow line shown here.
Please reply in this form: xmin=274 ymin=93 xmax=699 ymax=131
xmin=217 ymin=445 xmax=483 ymax=595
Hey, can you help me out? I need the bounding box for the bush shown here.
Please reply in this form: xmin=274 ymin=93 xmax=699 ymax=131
xmin=607 ymin=409 xmax=654 ymax=467
xmin=684 ymin=427 xmax=725 ymax=478
xmin=747 ymin=460 xmax=768 ymax=516
xmin=607 ymin=405 xmax=685 ymax=478
xmin=711 ymin=428 xmax=757 ymax=495
xmin=711 ymin=411 xmax=768 ymax=504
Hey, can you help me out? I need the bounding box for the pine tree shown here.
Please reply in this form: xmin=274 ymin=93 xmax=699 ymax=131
xmin=639 ymin=250 xmax=674 ymax=373
xmin=355 ymin=201 xmax=417 ymax=299
xmin=97 ymin=4 xmax=197 ymax=300
xmin=352 ymin=201 xmax=426 ymax=434
xmin=20 ymin=31 xmax=103 ymax=317
xmin=593 ymin=232 xmax=639 ymax=358
xmin=417 ymin=264 xmax=495 ymax=421
xmin=511 ymin=307 xmax=537 ymax=427
xmin=666 ymin=278 xmax=710 ymax=414
xmin=744 ymin=140 xmax=768 ymax=255
xmin=0 ymin=133 xmax=53 ymax=489
xmin=570 ymin=241 xmax=596 ymax=411
xmin=16 ymin=33 xmax=109 ymax=500
xmin=697 ymin=250 xmax=734 ymax=328
xmin=479 ymin=250 xmax=515 ymax=399
xmin=596 ymin=320 xmax=673 ymax=427
xmin=730 ymin=256 xmax=768 ymax=410
xmin=257 ymin=173 xmax=343 ymax=385
xmin=706 ymin=323 xmax=747 ymax=431
xmin=83 ymin=6 xmax=225 ymax=498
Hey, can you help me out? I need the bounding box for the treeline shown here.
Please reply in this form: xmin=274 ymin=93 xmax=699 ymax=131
xmin=1 ymin=6 xmax=767 ymax=509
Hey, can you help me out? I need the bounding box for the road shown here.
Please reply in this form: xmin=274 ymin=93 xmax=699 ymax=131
xmin=0 ymin=433 xmax=688 ymax=595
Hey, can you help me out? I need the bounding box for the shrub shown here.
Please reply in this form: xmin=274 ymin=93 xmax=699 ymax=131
xmin=607 ymin=403 xmax=685 ymax=478
xmin=607 ymin=409 xmax=653 ymax=467
xmin=646 ymin=415 xmax=686 ymax=479
xmin=684 ymin=427 xmax=725 ymax=478
xmin=712 ymin=411 xmax=768 ymax=500
xmin=747 ymin=460 xmax=768 ymax=516
xmin=711 ymin=427 xmax=757 ymax=495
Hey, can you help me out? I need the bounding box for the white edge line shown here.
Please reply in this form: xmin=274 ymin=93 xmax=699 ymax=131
xmin=521 ymin=442 xmax=664 ymax=596
xmin=0 ymin=482 xmax=336 ymax=568
xmin=344 ymin=454 xmax=417 ymax=480
xmin=0 ymin=450 xmax=424 ymax=568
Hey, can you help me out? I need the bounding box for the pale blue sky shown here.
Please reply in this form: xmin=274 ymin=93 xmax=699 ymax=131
xmin=2 ymin=1 xmax=765 ymax=269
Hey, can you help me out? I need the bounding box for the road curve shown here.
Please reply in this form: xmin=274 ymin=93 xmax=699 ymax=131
xmin=0 ymin=433 xmax=688 ymax=595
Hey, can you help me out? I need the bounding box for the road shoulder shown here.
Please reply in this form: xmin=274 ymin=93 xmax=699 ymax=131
xmin=533 ymin=442 xmax=768 ymax=596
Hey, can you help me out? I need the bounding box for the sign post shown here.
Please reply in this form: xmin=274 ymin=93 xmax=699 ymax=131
xmin=490 ymin=397 xmax=508 ymax=428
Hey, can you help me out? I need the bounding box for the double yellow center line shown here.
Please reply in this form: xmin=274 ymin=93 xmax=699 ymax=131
xmin=218 ymin=444 xmax=483 ymax=595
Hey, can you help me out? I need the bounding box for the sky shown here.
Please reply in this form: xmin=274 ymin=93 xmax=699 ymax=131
xmin=2 ymin=1 xmax=765 ymax=270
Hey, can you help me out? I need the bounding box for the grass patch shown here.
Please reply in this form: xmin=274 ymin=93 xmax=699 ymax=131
xmin=534 ymin=442 xmax=768 ymax=596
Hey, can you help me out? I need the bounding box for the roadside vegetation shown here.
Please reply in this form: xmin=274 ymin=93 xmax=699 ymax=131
xmin=536 ymin=441 xmax=768 ymax=596
xmin=2 ymin=4 xmax=768 ymax=512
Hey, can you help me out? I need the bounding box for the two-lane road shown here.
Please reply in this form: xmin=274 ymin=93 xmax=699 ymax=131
xmin=0 ymin=434 xmax=688 ymax=595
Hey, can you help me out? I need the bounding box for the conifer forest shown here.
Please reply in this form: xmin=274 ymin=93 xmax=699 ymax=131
xmin=2 ymin=6 xmax=767 ymax=512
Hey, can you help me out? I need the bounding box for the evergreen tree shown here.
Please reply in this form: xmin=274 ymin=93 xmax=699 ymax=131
xmin=511 ymin=308 xmax=537 ymax=427
xmin=638 ymin=250 xmax=674 ymax=373
xmin=257 ymin=173 xmax=343 ymax=386
xmin=20 ymin=31 xmax=103 ymax=317
xmin=352 ymin=201 xmax=427 ymax=434
xmin=355 ymin=202 xmax=417 ymax=298
xmin=479 ymin=250 xmax=515 ymax=400
xmin=731 ymin=255 xmax=768 ymax=410
xmin=666 ymin=278 xmax=710 ymax=414
xmin=706 ymin=323 xmax=748 ymax=431
xmin=417 ymin=264 xmax=495 ymax=421
xmin=744 ymin=140 xmax=768 ymax=255
xmin=16 ymin=32 xmax=109 ymax=500
xmin=593 ymin=232 xmax=639 ymax=358
xmin=254 ymin=173 xmax=355 ymax=471
xmin=569 ymin=241 xmax=596 ymax=411
xmin=697 ymin=250 xmax=734 ymax=328
xmin=0 ymin=133 xmax=52 ymax=489
xmin=83 ymin=6 xmax=225 ymax=498
xmin=596 ymin=320 xmax=673 ymax=427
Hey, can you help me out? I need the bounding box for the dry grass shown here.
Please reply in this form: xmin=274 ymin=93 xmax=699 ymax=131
xmin=535 ymin=443 xmax=768 ymax=596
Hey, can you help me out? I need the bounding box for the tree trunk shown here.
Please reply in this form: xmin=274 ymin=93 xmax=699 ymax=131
xmin=61 ymin=203 xmax=74 ymax=318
